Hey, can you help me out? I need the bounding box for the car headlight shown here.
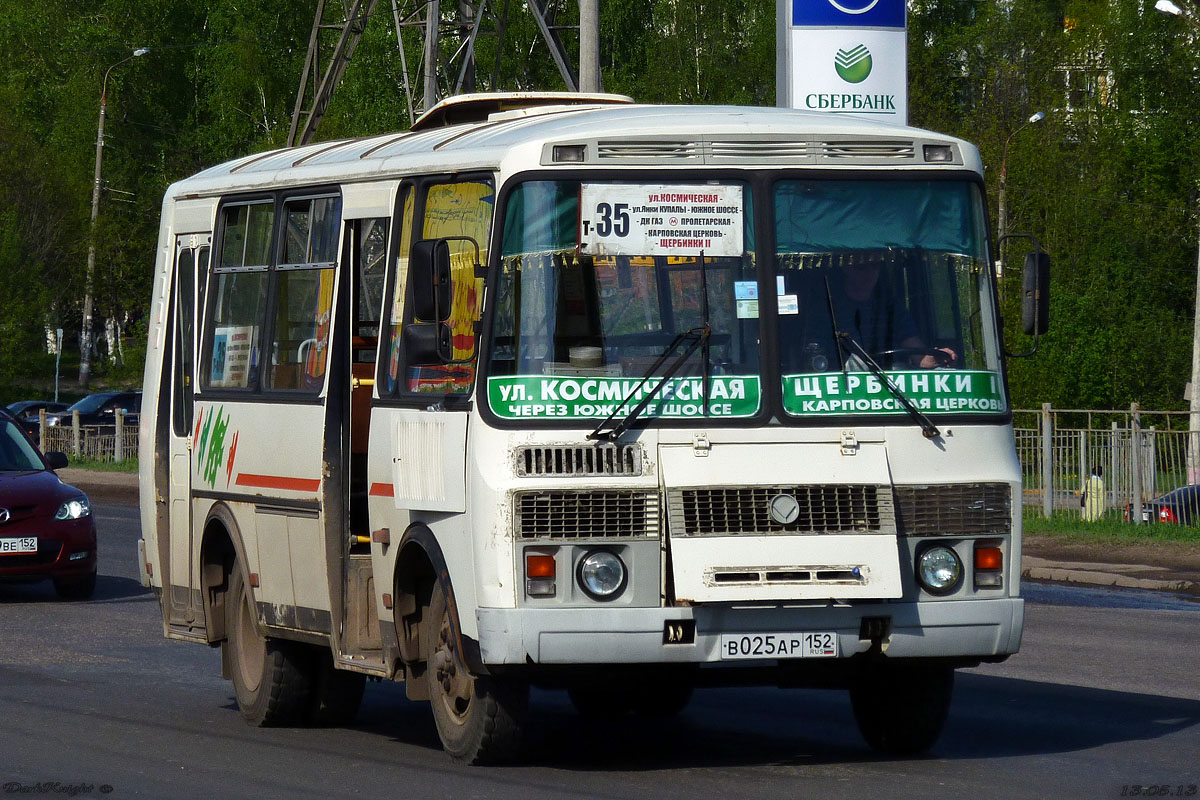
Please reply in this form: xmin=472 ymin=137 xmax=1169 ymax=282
xmin=916 ymin=545 xmax=962 ymax=595
xmin=55 ymin=497 xmax=91 ymax=521
xmin=577 ymin=550 xmax=626 ymax=600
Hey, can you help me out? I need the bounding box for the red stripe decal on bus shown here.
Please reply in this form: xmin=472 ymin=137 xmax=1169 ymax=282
xmin=368 ymin=483 xmax=394 ymax=497
xmin=235 ymin=473 xmax=321 ymax=492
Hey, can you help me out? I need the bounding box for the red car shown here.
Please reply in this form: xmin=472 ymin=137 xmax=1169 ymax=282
xmin=0 ymin=414 xmax=97 ymax=599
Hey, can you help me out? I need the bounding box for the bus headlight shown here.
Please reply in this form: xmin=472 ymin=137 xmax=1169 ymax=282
xmin=915 ymin=545 xmax=962 ymax=595
xmin=577 ymin=550 xmax=626 ymax=600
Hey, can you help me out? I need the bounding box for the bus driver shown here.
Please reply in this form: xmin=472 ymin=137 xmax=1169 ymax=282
xmin=826 ymin=260 xmax=957 ymax=370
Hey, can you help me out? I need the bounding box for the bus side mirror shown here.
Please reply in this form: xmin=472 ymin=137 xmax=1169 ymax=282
xmin=411 ymin=239 xmax=452 ymax=323
xmin=1021 ymin=251 xmax=1050 ymax=336
xmin=403 ymin=322 xmax=453 ymax=365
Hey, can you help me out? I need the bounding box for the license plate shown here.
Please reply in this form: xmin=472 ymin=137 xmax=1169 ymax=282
xmin=720 ymin=631 xmax=838 ymax=660
xmin=0 ymin=537 xmax=38 ymax=555
xmin=1142 ymin=510 xmax=1151 ymax=522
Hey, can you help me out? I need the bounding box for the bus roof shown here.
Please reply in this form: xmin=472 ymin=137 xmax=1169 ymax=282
xmin=168 ymin=103 xmax=982 ymax=199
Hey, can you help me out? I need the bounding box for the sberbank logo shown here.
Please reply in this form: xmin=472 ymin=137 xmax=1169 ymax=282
xmin=827 ymin=0 xmax=881 ymax=12
xmin=835 ymin=45 xmax=872 ymax=83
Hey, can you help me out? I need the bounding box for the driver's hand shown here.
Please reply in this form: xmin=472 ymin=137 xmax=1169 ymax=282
xmin=919 ymin=347 xmax=957 ymax=369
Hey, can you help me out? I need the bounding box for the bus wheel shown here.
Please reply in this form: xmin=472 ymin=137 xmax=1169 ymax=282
xmin=225 ymin=564 xmax=314 ymax=727
xmin=426 ymin=581 xmax=528 ymax=764
xmin=308 ymin=649 xmax=366 ymax=727
xmin=850 ymin=661 xmax=954 ymax=756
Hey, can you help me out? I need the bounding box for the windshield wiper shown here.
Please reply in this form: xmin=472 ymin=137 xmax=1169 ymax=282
xmin=589 ymin=253 xmax=714 ymax=442
xmin=587 ymin=326 xmax=710 ymax=442
xmin=822 ymin=277 xmax=940 ymax=439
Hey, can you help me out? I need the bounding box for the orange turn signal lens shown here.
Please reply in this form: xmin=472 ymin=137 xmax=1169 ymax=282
xmin=974 ymin=546 xmax=1003 ymax=571
xmin=526 ymin=554 xmax=556 ymax=579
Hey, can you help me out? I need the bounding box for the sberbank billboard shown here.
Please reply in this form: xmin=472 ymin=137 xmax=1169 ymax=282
xmin=777 ymin=0 xmax=907 ymax=123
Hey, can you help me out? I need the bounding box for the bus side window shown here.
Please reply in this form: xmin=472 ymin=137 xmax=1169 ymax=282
xmin=404 ymin=178 xmax=493 ymax=395
xmin=265 ymin=195 xmax=341 ymax=392
xmin=203 ymin=200 xmax=274 ymax=390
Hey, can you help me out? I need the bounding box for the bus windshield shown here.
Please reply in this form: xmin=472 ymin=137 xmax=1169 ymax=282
xmin=774 ymin=178 xmax=1006 ymax=418
xmin=486 ymin=179 xmax=761 ymax=422
xmin=485 ymin=176 xmax=1005 ymax=425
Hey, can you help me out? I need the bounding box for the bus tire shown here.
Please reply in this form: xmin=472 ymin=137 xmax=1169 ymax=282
xmin=225 ymin=565 xmax=314 ymax=727
xmin=850 ymin=661 xmax=954 ymax=756
xmin=308 ymin=649 xmax=366 ymax=727
xmin=426 ymin=580 xmax=528 ymax=764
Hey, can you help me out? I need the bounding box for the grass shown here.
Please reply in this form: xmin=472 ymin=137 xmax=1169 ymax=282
xmin=65 ymin=455 xmax=139 ymax=474
xmin=1023 ymin=510 xmax=1200 ymax=544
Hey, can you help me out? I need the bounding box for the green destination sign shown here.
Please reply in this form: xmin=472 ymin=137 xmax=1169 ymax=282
xmin=488 ymin=375 xmax=761 ymax=420
xmin=782 ymin=370 xmax=1006 ymax=416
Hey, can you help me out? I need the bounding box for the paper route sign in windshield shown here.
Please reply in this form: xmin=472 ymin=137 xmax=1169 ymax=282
xmin=488 ymin=375 xmax=761 ymax=420
xmin=578 ymin=184 xmax=744 ymax=258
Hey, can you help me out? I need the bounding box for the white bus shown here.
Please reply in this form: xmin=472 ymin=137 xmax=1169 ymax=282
xmin=139 ymin=93 xmax=1047 ymax=764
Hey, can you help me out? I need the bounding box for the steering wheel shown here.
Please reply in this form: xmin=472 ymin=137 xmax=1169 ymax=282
xmin=870 ymin=347 xmax=954 ymax=368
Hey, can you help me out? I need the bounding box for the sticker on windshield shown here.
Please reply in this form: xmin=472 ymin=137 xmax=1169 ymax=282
xmin=782 ymin=370 xmax=1006 ymax=416
xmin=578 ymin=184 xmax=744 ymax=258
xmin=488 ymin=375 xmax=761 ymax=420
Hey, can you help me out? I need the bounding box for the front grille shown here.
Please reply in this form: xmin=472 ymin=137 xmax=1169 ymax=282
xmin=515 ymin=490 xmax=660 ymax=539
xmin=0 ymin=541 xmax=62 ymax=569
xmin=515 ymin=444 xmax=642 ymax=477
xmin=0 ymin=505 xmax=38 ymax=524
xmin=710 ymin=566 xmax=865 ymax=586
xmin=894 ymin=483 xmax=1011 ymax=536
xmin=668 ymin=485 xmax=892 ymax=536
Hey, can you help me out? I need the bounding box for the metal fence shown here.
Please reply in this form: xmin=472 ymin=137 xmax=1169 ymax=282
xmin=36 ymin=412 xmax=139 ymax=463
xmin=1014 ymin=404 xmax=1198 ymax=523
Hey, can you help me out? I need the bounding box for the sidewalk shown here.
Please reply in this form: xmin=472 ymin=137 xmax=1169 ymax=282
xmin=54 ymin=469 xmax=1200 ymax=598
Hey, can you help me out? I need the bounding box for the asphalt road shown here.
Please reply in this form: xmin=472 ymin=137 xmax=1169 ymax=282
xmin=1 ymin=502 xmax=1198 ymax=800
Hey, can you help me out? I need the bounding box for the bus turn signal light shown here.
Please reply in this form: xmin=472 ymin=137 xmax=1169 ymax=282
xmin=974 ymin=545 xmax=1003 ymax=588
xmin=974 ymin=546 xmax=1003 ymax=571
xmin=526 ymin=554 xmax=555 ymax=578
xmin=526 ymin=553 xmax=557 ymax=598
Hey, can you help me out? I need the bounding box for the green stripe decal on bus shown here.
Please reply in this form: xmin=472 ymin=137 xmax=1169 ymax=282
xmin=782 ymin=370 xmax=1005 ymax=416
xmin=488 ymin=375 xmax=761 ymax=420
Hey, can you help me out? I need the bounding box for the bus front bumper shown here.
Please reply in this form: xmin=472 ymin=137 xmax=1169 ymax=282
xmin=476 ymin=598 xmax=1023 ymax=665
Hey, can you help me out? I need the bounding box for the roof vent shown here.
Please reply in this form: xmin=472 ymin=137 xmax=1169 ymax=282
xmin=596 ymin=141 xmax=701 ymax=160
xmin=819 ymin=140 xmax=915 ymax=160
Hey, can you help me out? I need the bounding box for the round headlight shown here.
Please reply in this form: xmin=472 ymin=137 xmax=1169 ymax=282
xmin=55 ymin=497 xmax=91 ymax=521
xmin=577 ymin=550 xmax=626 ymax=600
xmin=916 ymin=545 xmax=962 ymax=595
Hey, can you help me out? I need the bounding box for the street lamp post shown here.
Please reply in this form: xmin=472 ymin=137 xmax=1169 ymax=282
xmin=79 ymin=47 xmax=148 ymax=388
xmin=1155 ymin=0 xmax=1200 ymax=482
xmin=996 ymin=110 xmax=1046 ymax=276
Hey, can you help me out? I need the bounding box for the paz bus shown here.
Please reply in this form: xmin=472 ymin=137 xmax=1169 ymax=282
xmin=138 ymin=93 xmax=1047 ymax=764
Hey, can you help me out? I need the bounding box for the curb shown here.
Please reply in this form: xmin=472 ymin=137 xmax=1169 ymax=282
xmin=1021 ymin=557 xmax=1199 ymax=594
